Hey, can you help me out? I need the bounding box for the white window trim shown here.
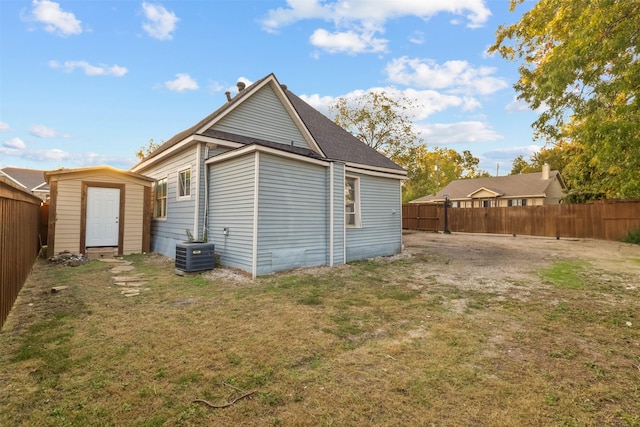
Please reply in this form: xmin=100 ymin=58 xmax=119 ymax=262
xmin=345 ymin=175 xmax=361 ymax=228
xmin=154 ymin=177 xmax=168 ymax=220
xmin=177 ymin=167 xmax=191 ymax=201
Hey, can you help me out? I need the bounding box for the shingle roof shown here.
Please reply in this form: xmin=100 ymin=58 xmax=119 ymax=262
xmin=410 ymin=171 xmax=564 ymax=203
xmin=133 ymin=73 xmax=405 ymax=174
xmin=0 ymin=167 xmax=49 ymax=192
xmin=284 ymin=89 xmax=405 ymax=171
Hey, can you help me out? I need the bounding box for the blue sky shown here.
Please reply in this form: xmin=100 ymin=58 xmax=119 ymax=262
xmin=1 ymin=0 xmax=540 ymax=175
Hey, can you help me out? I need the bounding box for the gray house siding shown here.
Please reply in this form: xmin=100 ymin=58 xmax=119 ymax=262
xmin=346 ymin=173 xmax=402 ymax=261
xmin=144 ymin=146 xmax=199 ymax=258
xmin=213 ymin=85 xmax=310 ymax=150
xmin=330 ymin=163 xmax=345 ymax=266
xmin=255 ymin=153 xmax=328 ymax=275
xmin=208 ymin=154 xmax=256 ymax=273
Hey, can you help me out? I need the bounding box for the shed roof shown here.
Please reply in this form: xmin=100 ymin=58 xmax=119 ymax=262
xmin=45 ymin=165 xmax=154 ymax=184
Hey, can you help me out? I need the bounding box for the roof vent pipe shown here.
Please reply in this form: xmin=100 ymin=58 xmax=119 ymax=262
xmin=237 ymin=81 xmax=246 ymax=92
xmin=281 ymin=84 xmax=287 ymax=91
xmin=225 ymin=91 xmax=231 ymax=102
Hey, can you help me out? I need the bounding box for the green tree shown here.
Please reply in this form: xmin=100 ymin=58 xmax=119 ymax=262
xmin=510 ymin=155 xmax=533 ymax=175
xmin=400 ymin=147 xmax=487 ymax=203
xmin=510 ymin=144 xmax=571 ymax=176
xmin=135 ymin=138 xmax=161 ymax=161
xmin=330 ymin=91 xmax=423 ymax=161
xmin=490 ymin=0 xmax=640 ymax=198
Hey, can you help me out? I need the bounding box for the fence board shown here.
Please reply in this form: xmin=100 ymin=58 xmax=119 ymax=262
xmin=403 ymin=200 xmax=640 ymax=242
xmin=1 ymin=178 xmax=42 ymax=330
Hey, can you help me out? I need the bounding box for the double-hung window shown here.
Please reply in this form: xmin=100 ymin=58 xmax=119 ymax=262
xmin=178 ymin=168 xmax=191 ymax=199
xmin=154 ymin=177 xmax=167 ymax=219
xmin=345 ymin=176 xmax=361 ymax=227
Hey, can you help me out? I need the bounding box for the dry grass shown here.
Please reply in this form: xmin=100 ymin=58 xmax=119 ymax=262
xmin=1 ymin=235 xmax=639 ymax=426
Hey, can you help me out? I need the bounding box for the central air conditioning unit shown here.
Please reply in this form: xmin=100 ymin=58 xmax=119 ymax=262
xmin=175 ymin=242 xmax=215 ymax=272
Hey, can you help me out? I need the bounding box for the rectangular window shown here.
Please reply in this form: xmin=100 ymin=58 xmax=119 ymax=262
xmin=154 ymin=177 xmax=167 ymax=218
xmin=345 ymin=176 xmax=361 ymax=227
xmin=178 ymin=168 xmax=191 ymax=199
xmin=508 ymin=198 xmax=528 ymax=207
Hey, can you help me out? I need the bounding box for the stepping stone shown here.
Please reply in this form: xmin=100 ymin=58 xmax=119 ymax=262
xmin=114 ymin=281 xmax=148 ymax=287
xmin=98 ymin=258 xmax=125 ymax=263
xmin=110 ymin=265 xmax=135 ymax=273
xmin=112 ymin=275 xmax=146 ymax=283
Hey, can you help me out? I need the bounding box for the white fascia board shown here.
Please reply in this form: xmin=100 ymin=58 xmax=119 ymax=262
xmin=131 ymin=135 xmax=243 ymax=172
xmin=206 ymin=144 xmax=330 ymax=168
xmin=466 ymin=187 xmax=503 ymax=198
xmin=0 ymin=172 xmax=26 ymax=188
xmin=345 ymin=163 xmax=407 ymax=180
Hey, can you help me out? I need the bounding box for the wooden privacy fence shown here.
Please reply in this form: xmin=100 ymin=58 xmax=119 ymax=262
xmin=1 ymin=177 xmax=42 ymax=330
xmin=403 ymin=200 xmax=640 ymax=241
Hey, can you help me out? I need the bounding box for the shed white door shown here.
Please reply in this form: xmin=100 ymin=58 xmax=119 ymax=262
xmin=86 ymin=187 xmax=120 ymax=247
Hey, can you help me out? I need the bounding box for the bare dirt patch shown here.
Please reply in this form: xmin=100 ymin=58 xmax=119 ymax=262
xmin=400 ymin=230 xmax=640 ymax=294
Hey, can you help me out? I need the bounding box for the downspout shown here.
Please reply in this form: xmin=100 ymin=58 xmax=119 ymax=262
xmin=194 ymin=143 xmax=201 ymax=239
xmin=343 ymin=166 xmax=346 ymax=264
xmin=329 ymin=162 xmax=334 ymax=267
xmin=202 ymin=149 xmax=209 ymax=241
xmin=252 ymin=152 xmax=260 ymax=279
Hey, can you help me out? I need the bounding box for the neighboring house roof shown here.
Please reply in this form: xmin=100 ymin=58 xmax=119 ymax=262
xmin=410 ymin=170 xmax=565 ymax=203
xmin=132 ymin=73 xmax=405 ymax=175
xmin=0 ymin=167 xmax=49 ymax=192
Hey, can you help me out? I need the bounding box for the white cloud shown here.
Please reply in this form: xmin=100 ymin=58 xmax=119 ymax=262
xmin=262 ymin=0 xmax=491 ymax=32
xmin=419 ymin=121 xmax=503 ymax=144
xmin=49 ymin=60 xmax=128 ymax=77
xmin=261 ymin=0 xmax=490 ymax=54
xmin=163 ymin=73 xmax=199 ymax=92
xmin=4 ymin=137 xmax=26 ymax=149
xmin=29 ymin=124 xmax=69 ymax=138
xmin=0 ymin=121 xmax=10 ymax=132
xmin=309 ymin=28 xmax=387 ymax=54
xmin=0 ymin=144 xmax=135 ymax=168
xmin=385 ymin=56 xmax=508 ymax=95
xmin=409 ymin=31 xmax=425 ymax=45
xmin=27 ymin=0 xmax=82 ymax=36
xmin=300 ymin=85 xmax=468 ymax=121
xmin=142 ymin=2 xmax=179 ymax=40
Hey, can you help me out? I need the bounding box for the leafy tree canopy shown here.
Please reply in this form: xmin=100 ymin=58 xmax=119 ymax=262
xmin=135 ymin=138 xmax=161 ymax=161
xmin=490 ymin=0 xmax=640 ymax=198
xmin=330 ymin=90 xmax=422 ymax=161
xmin=400 ymin=146 xmax=489 ymax=203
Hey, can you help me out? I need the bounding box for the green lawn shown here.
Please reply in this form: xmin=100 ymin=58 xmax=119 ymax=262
xmin=1 ymin=242 xmax=639 ymax=426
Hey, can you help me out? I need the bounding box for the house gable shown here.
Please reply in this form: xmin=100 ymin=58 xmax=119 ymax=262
xmin=210 ymin=83 xmax=314 ymax=152
xmin=467 ymin=187 xmax=503 ymax=198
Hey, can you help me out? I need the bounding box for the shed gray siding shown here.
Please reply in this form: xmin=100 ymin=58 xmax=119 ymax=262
xmin=143 ymin=146 xmax=199 ymax=258
xmin=345 ymin=174 xmax=402 ymax=261
xmin=208 ymin=154 xmax=256 ymax=273
xmin=213 ymin=85 xmax=310 ymax=150
xmin=255 ymin=153 xmax=328 ymax=274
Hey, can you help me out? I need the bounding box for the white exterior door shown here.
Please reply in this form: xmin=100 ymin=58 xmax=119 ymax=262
xmin=86 ymin=187 xmax=120 ymax=247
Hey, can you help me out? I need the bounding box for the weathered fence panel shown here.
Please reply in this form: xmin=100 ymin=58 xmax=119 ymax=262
xmin=403 ymin=200 xmax=640 ymax=242
xmin=1 ymin=177 xmax=42 ymax=330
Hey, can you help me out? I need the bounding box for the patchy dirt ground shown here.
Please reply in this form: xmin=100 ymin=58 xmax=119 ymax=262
xmin=400 ymin=230 xmax=640 ymax=294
